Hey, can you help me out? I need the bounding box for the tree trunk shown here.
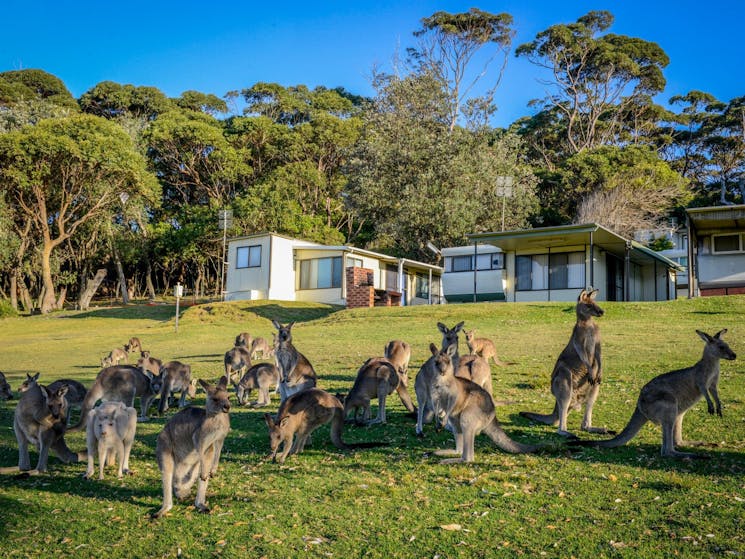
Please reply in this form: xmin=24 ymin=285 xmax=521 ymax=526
xmin=39 ymin=243 xmax=57 ymax=313
xmin=10 ymin=272 xmax=18 ymax=310
xmin=79 ymin=269 xmax=107 ymax=311
xmin=145 ymin=260 xmax=156 ymax=301
xmin=112 ymin=243 xmax=129 ymax=305
xmin=56 ymin=286 xmax=67 ymax=309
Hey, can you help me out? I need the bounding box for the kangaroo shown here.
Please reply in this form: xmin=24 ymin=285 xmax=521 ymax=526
xmin=342 ymin=357 xmax=406 ymax=425
xmin=224 ymin=346 xmax=253 ymax=385
xmin=384 ymin=340 xmax=417 ymax=412
xmin=263 ymin=388 xmax=385 ymax=464
xmin=234 ymin=363 xmax=280 ymax=407
xmin=0 ymin=371 xmax=13 ymax=400
xmin=520 ymin=289 xmax=612 ymax=437
xmin=569 ymin=330 xmax=737 ymax=458
xmin=102 ymin=347 xmax=129 ymax=368
xmin=152 ymin=377 xmax=231 ymax=518
xmin=235 ymin=332 xmax=252 ymax=348
xmin=415 ymin=322 xmax=491 ymax=437
xmin=250 ymin=337 xmax=274 ymax=360
xmin=68 ymin=365 xmax=164 ymax=431
xmin=272 ymin=320 xmax=317 ymax=403
xmin=465 ymin=329 xmax=512 ymax=366
xmin=137 ymin=351 xmax=163 ymax=377
xmin=84 ymin=401 xmax=137 ymax=480
xmin=158 ymin=361 xmax=196 ymax=414
xmin=428 ymin=343 xmax=542 ymax=463
xmin=18 ymin=373 xmax=87 ymax=425
xmin=125 ymin=337 xmax=142 ymax=354
xmin=0 ymin=382 xmax=83 ymax=475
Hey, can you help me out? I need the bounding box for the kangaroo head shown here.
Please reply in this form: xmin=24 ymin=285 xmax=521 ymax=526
xmin=697 ymin=329 xmax=737 ymax=361
xmin=18 ymin=372 xmax=40 ymax=393
xmin=577 ymin=289 xmax=604 ymax=320
xmin=437 ymin=321 xmax=464 ymax=351
xmin=430 ymin=343 xmax=456 ymax=376
xmin=200 ymin=376 xmax=231 ymax=415
xmin=188 ymin=378 xmax=199 ymax=398
xmin=41 ymin=383 xmax=69 ymax=421
xmin=146 ymin=370 xmax=164 ymax=395
xmin=464 ymin=330 xmax=475 ymax=344
xmin=263 ymin=413 xmax=286 ymax=455
xmin=94 ymin=403 xmax=122 ymax=438
xmin=235 ymin=332 xmax=250 ymax=347
xmin=0 ymin=374 xmax=12 ymax=401
xmin=272 ymin=320 xmax=295 ymax=346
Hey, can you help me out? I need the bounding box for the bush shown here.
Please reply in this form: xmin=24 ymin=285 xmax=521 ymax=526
xmin=0 ymin=299 xmax=18 ymax=318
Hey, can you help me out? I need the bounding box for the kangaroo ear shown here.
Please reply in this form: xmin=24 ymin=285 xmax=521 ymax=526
xmin=578 ymin=289 xmax=588 ymax=301
xmin=696 ymin=330 xmax=713 ymax=343
xmin=55 ymin=384 xmax=69 ymax=398
xmin=39 ymin=384 xmax=50 ymax=402
xmin=191 ymin=378 xmax=198 ymax=387
xmin=429 ymin=343 xmax=439 ymax=356
xmin=198 ymin=378 xmax=211 ymax=391
xmin=271 ymin=319 xmax=282 ymax=330
xmin=445 ymin=343 xmax=458 ymax=358
xmin=454 ymin=321 xmax=464 ymax=333
xmin=217 ymin=376 xmax=229 ymax=389
xmin=32 ymin=372 xmax=40 ymax=382
xmin=437 ymin=322 xmax=447 ymax=334
xmin=264 ymin=413 xmax=275 ymax=427
xmin=714 ymin=329 xmax=728 ymax=339
xmin=286 ymin=321 xmax=295 ymax=330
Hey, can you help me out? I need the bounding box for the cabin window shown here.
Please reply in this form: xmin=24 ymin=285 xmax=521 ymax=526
xmin=712 ymin=233 xmax=742 ymax=254
xmin=415 ymin=274 xmax=430 ymax=299
xmin=299 ymin=256 xmax=343 ymax=289
xmin=236 ymin=245 xmax=261 ymax=268
xmin=444 ymin=253 xmax=503 ymax=273
xmin=347 ymin=256 xmax=363 ymax=268
xmin=516 ymin=252 xmax=584 ymax=291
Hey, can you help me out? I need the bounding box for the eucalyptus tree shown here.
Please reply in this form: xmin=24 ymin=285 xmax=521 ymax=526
xmin=79 ymin=81 xmax=172 ymax=120
xmin=0 ymin=114 xmax=159 ymax=313
xmin=516 ymin=11 xmax=669 ymax=155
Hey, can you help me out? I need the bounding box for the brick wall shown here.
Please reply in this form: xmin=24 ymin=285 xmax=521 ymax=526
xmin=346 ymin=267 xmax=374 ymax=308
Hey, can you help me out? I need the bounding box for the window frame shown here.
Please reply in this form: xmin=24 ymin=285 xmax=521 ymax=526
xmin=516 ymin=251 xmax=585 ymax=292
xmin=297 ymin=256 xmax=343 ymax=290
xmin=444 ymin=252 xmax=504 ymax=273
xmin=712 ymin=233 xmax=743 ymax=255
xmin=235 ymin=245 xmax=262 ymax=269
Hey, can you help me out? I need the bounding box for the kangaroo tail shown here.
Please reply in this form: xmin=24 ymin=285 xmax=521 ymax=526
xmin=484 ymin=419 xmax=541 ymax=454
xmin=569 ymin=408 xmax=648 ymax=449
xmin=519 ymin=403 xmax=559 ymax=426
xmin=68 ymin=390 xmax=98 ymax=432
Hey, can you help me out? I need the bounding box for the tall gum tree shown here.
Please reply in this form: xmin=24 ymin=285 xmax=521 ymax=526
xmin=0 ymin=114 xmax=159 ymax=313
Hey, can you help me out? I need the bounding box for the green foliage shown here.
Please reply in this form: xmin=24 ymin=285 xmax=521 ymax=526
xmin=646 ymin=235 xmax=674 ymax=251
xmin=0 ymin=69 xmax=78 ymax=108
xmin=0 ymin=298 xmax=18 ymax=317
xmin=175 ymin=90 xmax=228 ymax=115
xmin=0 ymin=298 xmax=744 ymax=557
xmin=79 ymin=81 xmax=172 ymax=120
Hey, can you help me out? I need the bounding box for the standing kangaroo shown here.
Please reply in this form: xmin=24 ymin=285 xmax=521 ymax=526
xmin=263 ymin=388 xmax=386 ymax=464
xmin=342 ymin=357 xmax=404 ymax=425
xmin=250 ymin=337 xmax=274 ymax=360
xmin=415 ymin=321 xmax=491 ymax=437
xmin=520 ymin=289 xmax=612 ymax=437
xmin=464 ymin=329 xmax=512 ymax=366
xmin=18 ymin=373 xmax=87 ymax=425
xmin=384 ymin=340 xmax=417 ymax=412
xmin=569 ymin=329 xmax=737 ymax=458
xmin=0 ymin=382 xmax=83 ymax=475
xmin=153 ymin=377 xmax=231 ymax=518
xmin=428 ymin=344 xmax=541 ymax=463
xmin=102 ymin=347 xmax=128 ymax=368
xmin=84 ymin=401 xmax=137 ymax=480
xmin=158 ymin=361 xmax=197 ymax=414
xmin=235 ymin=332 xmax=252 ymax=348
xmin=272 ymin=320 xmax=317 ymax=403
xmin=224 ymin=346 xmax=253 ymax=385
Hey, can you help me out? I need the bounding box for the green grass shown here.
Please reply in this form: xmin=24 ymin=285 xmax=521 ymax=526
xmin=0 ymin=297 xmax=743 ymax=558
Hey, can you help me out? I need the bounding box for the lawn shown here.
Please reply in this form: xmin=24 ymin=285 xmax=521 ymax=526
xmin=0 ymin=296 xmax=743 ymax=558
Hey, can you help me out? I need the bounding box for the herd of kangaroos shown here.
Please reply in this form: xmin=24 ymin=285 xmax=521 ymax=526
xmin=0 ymin=288 xmax=737 ymax=517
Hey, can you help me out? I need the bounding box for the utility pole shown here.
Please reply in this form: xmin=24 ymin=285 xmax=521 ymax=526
xmin=218 ymin=209 xmax=233 ymax=301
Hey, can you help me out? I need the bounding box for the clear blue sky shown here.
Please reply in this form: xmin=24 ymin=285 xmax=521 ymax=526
xmin=3 ymin=0 xmax=743 ymax=127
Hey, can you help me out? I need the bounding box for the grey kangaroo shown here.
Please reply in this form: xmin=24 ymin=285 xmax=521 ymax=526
xmin=428 ymin=343 xmax=541 ymax=463
xmin=224 ymin=346 xmax=253 ymax=385
xmin=520 ymin=289 xmax=612 ymax=437
xmin=342 ymin=357 xmax=403 ymax=425
xmin=415 ymin=321 xmax=491 ymax=436
xmin=0 ymin=371 xmax=13 ymax=400
xmin=18 ymin=373 xmax=87 ymax=425
xmin=384 ymin=340 xmax=417 ymax=412
xmin=272 ymin=320 xmax=317 ymax=402
xmin=69 ymin=365 xmax=163 ymax=431
xmin=234 ymin=363 xmax=280 ymax=407
xmin=0 ymin=382 xmax=83 ymax=474
xmin=569 ymin=329 xmax=737 ymax=458
xmin=153 ymin=377 xmax=231 ymax=518
xmin=158 ymin=361 xmax=197 ymax=414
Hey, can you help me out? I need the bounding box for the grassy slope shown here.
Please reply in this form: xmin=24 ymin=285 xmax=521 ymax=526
xmin=0 ymin=297 xmax=743 ymax=558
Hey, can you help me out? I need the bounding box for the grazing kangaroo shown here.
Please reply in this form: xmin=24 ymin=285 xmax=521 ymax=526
xmin=272 ymin=320 xmax=317 ymax=403
xmin=69 ymin=365 xmax=164 ymax=431
xmin=234 ymin=332 xmax=252 ymax=348
xmin=153 ymin=377 xmax=231 ymax=518
xmin=84 ymin=401 xmax=137 ymax=480
xmin=137 ymin=351 xmax=163 ymax=377
xmin=465 ymin=329 xmax=512 ymax=366
xmin=263 ymin=388 xmax=386 ymax=464
xmin=224 ymin=346 xmax=253 ymax=385
xmin=569 ymin=330 xmax=737 ymax=458
xmin=102 ymin=347 xmax=129 ymax=368
xmin=250 ymin=337 xmax=274 ymax=360
xmin=234 ymin=363 xmax=280 ymax=407
xmin=158 ymin=361 xmax=197 ymax=414
xmin=384 ymin=340 xmax=417 ymax=412
xmin=0 ymin=382 xmax=82 ymax=475
xmin=18 ymin=373 xmax=87 ymax=425
xmin=342 ymin=357 xmax=407 ymax=425
xmin=520 ymin=289 xmax=612 ymax=437
xmin=415 ymin=322 xmax=491 ymax=436
xmin=125 ymin=337 xmax=142 ymax=354
xmin=428 ymin=344 xmax=541 ymax=463
xmin=0 ymin=371 xmax=13 ymax=400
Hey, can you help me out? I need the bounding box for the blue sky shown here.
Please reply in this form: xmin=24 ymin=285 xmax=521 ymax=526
xmin=3 ymin=0 xmax=743 ymax=127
